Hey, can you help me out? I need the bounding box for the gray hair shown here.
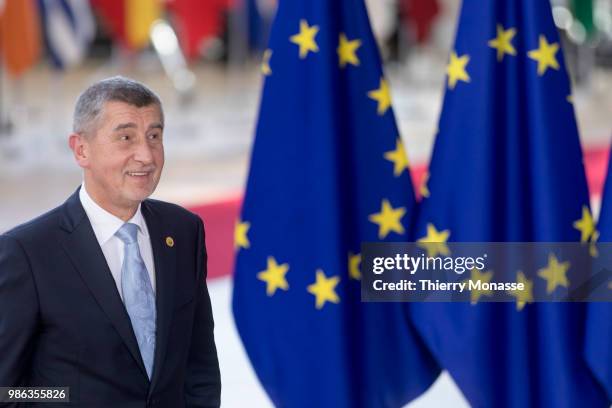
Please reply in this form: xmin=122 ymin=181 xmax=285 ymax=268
xmin=73 ymin=76 xmax=164 ymax=135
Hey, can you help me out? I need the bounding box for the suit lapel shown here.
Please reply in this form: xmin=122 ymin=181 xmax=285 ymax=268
xmin=142 ymin=201 xmax=176 ymax=394
xmin=60 ymin=189 xmax=148 ymax=379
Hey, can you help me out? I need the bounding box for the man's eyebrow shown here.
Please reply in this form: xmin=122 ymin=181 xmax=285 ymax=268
xmin=148 ymin=122 xmax=163 ymax=131
xmin=111 ymin=122 xmax=164 ymax=132
xmin=112 ymin=122 xmax=137 ymax=132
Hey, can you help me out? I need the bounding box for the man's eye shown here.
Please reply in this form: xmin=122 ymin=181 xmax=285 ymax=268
xmin=120 ymin=135 xmax=130 ymax=141
xmin=149 ymin=134 xmax=158 ymax=139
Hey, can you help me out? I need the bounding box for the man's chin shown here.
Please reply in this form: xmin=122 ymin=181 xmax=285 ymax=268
xmin=124 ymin=188 xmax=156 ymax=204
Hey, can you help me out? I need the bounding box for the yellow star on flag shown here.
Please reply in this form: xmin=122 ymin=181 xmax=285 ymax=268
xmin=537 ymin=254 xmax=570 ymax=294
xmin=257 ymin=256 xmax=289 ymax=296
xmin=348 ymin=252 xmax=361 ymax=280
xmin=367 ymin=78 xmax=392 ymax=115
xmin=234 ymin=219 xmax=251 ymax=249
xmin=307 ymin=269 xmax=340 ymax=309
xmin=465 ymin=269 xmax=494 ymax=304
xmin=573 ymin=205 xmax=595 ymax=243
xmin=420 ymin=172 xmax=430 ymax=198
xmin=337 ymin=33 xmax=361 ymax=68
xmin=508 ymin=271 xmax=533 ymax=311
xmin=417 ymin=223 xmax=451 ymax=257
xmin=290 ymin=19 xmax=319 ymax=59
xmin=368 ymin=199 xmax=406 ymax=239
xmin=446 ymin=51 xmax=470 ymax=90
xmin=261 ymin=49 xmax=272 ymax=76
xmin=384 ymin=138 xmax=410 ymax=177
xmin=488 ymin=24 xmax=517 ymax=61
xmin=527 ymin=35 xmax=559 ymax=76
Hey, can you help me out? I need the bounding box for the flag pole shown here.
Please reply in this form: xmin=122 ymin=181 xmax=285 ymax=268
xmin=149 ymin=20 xmax=196 ymax=105
xmin=227 ymin=0 xmax=248 ymax=68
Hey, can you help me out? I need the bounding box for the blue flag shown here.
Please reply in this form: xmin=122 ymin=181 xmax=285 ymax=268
xmin=411 ymin=1 xmax=609 ymax=406
xmin=232 ymin=0 xmax=439 ymax=406
xmin=586 ymin=151 xmax=612 ymax=400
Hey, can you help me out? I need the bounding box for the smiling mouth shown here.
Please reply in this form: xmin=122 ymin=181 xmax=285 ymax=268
xmin=126 ymin=170 xmax=155 ymax=178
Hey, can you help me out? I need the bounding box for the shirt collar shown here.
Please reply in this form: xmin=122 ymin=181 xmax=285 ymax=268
xmin=79 ymin=183 xmax=148 ymax=245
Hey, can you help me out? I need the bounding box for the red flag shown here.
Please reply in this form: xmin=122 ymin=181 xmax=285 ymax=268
xmin=90 ymin=0 xmax=162 ymax=49
xmin=166 ymin=0 xmax=234 ymax=60
xmin=90 ymin=0 xmax=127 ymax=47
xmin=401 ymin=0 xmax=440 ymax=44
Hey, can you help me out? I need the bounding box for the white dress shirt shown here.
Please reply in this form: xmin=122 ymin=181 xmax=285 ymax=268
xmin=79 ymin=184 xmax=156 ymax=300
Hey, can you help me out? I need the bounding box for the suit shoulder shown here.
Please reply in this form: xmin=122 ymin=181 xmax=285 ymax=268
xmin=144 ymin=199 xmax=202 ymax=226
xmin=2 ymin=205 xmax=63 ymax=242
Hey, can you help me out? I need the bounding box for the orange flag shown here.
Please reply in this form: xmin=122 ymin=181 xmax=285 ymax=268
xmin=0 ymin=0 xmax=42 ymax=77
xmin=125 ymin=0 xmax=162 ymax=49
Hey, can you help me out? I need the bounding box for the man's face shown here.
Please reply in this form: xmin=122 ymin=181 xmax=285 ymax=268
xmin=80 ymin=101 xmax=165 ymax=213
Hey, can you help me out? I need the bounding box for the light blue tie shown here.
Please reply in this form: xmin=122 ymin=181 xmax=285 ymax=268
xmin=115 ymin=222 xmax=156 ymax=379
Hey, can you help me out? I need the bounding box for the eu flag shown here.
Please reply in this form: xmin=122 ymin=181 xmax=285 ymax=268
xmin=232 ymin=0 xmax=439 ymax=406
xmin=585 ymin=150 xmax=612 ymax=400
xmin=410 ymin=0 xmax=609 ymax=406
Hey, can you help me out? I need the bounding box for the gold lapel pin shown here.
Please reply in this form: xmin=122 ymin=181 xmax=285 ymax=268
xmin=166 ymin=236 xmax=175 ymax=247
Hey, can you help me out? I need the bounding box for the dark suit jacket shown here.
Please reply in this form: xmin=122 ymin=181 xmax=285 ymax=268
xmin=0 ymin=188 xmax=221 ymax=407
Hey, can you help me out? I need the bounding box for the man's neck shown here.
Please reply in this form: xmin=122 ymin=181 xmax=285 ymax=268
xmin=82 ymin=183 xmax=139 ymax=222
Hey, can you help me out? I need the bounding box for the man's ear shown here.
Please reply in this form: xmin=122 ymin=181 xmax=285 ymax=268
xmin=68 ymin=133 xmax=90 ymax=168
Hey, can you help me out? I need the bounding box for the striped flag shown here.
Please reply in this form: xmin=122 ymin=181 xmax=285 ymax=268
xmin=38 ymin=0 xmax=95 ymax=69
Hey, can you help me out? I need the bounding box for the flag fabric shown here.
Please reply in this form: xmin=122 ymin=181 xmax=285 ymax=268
xmin=400 ymin=0 xmax=440 ymax=44
xmin=90 ymin=0 xmax=161 ymax=50
xmin=166 ymin=0 xmax=233 ymax=60
xmin=410 ymin=0 xmax=609 ymax=407
xmin=232 ymin=0 xmax=439 ymax=406
xmin=38 ymin=0 xmax=95 ymax=70
xmin=586 ymin=150 xmax=612 ymax=400
xmin=570 ymin=0 xmax=595 ymax=41
xmin=0 ymin=0 xmax=41 ymax=77
xmin=90 ymin=0 xmax=126 ymax=47
xmin=125 ymin=0 xmax=161 ymax=49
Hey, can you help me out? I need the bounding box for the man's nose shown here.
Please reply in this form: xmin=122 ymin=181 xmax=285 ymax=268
xmin=133 ymin=136 xmax=155 ymax=164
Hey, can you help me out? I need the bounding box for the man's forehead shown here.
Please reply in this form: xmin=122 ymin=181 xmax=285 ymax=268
xmin=102 ymin=101 xmax=163 ymax=126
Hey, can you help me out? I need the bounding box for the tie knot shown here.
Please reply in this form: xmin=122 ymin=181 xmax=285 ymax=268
xmin=115 ymin=223 xmax=139 ymax=245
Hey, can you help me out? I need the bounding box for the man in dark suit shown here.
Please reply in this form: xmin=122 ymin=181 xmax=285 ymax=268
xmin=0 ymin=77 xmax=221 ymax=407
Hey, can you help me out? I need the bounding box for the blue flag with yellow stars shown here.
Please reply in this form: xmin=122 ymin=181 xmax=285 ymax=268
xmin=585 ymin=149 xmax=612 ymax=400
xmin=410 ymin=0 xmax=610 ymax=406
xmin=232 ymin=0 xmax=440 ymax=406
